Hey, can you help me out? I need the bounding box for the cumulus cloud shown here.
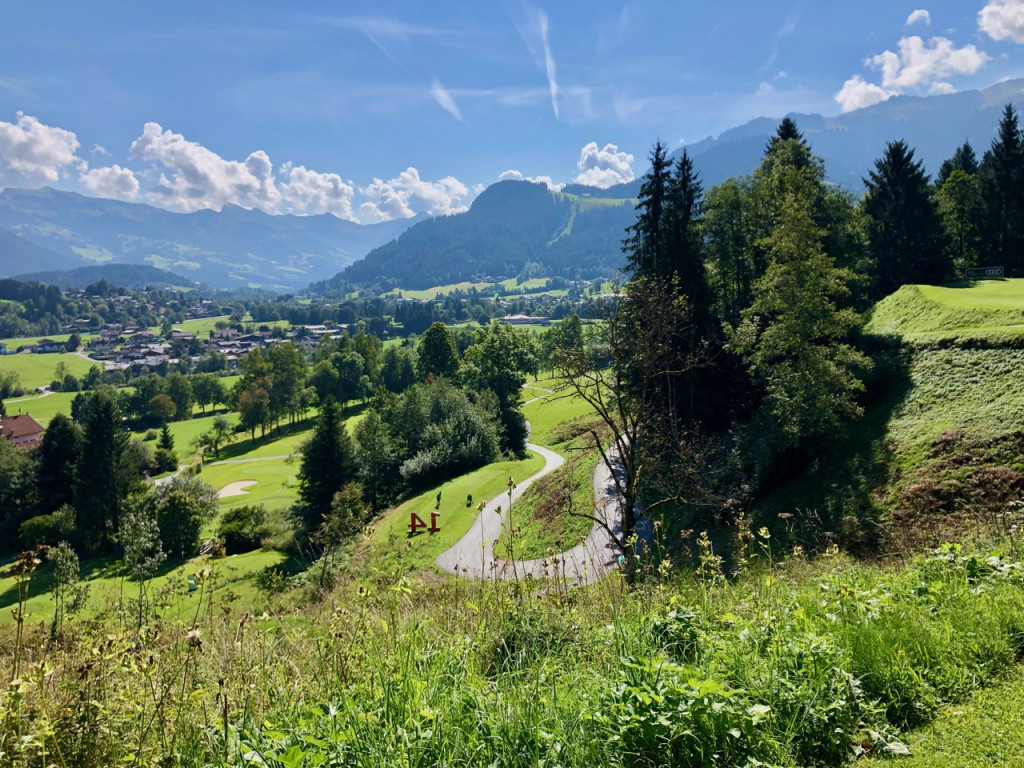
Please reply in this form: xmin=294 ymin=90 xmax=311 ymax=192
xmin=835 ymin=75 xmax=897 ymax=111
xmin=980 ymin=0 xmax=1024 ymax=43
xmin=430 ymin=78 xmax=464 ymax=122
xmin=572 ymin=142 xmax=635 ymax=188
xmin=497 ymin=169 xmax=560 ymax=190
xmin=278 ymin=163 xmax=356 ymax=219
xmin=835 ymin=35 xmax=990 ymax=112
xmin=870 ymin=36 xmax=989 ymax=90
xmin=359 ymin=167 xmax=471 ymax=223
xmin=127 ymin=122 xmax=365 ymax=219
xmin=906 ymin=9 xmax=931 ymax=26
xmin=79 ymin=164 xmax=140 ymax=200
xmin=0 ymin=111 xmax=81 ymax=187
xmin=130 ymin=122 xmax=284 ymax=213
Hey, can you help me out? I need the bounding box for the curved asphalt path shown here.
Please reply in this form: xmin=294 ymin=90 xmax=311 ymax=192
xmin=436 ymin=385 xmax=624 ymax=585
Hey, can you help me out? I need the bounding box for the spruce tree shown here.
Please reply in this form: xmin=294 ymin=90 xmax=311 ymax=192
xmin=37 ymin=413 xmax=82 ymax=515
xmin=978 ymin=104 xmax=1024 ymax=273
xmin=624 ymin=141 xmax=671 ymax=276
xmin=937 ymin=141 xmax=979 ymax=186
xmin=863 ymin=140 xmax=950 ymax=298
xmin=73 ymin=390 xmax=132 ymax=552
xmin=296 ymin=398 xmax=357 ymax=530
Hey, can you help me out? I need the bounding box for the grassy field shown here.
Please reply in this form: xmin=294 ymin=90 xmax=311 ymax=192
xmin=384 ymin=277 xmax=550 ymax=300
xmin=0 ymin=352 xmax=97 ymax=390
xmin=353 ymin=451 xmax=546 ymax=574
xmin=200 ymin=458 xmax=300 ymax=516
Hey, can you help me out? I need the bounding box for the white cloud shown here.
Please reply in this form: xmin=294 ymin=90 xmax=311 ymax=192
xmin=906 ymin=9 xmax=931 ymax=26
xmin=835 ymin=35 xmax=990 ymax=113
xmin=90 ymin=144 xmax=110 ymax=156
xmin=497 ymin=169 xmax=560 ymax=190
xmin=130 ymin=122 xmax=283 ymax=213
xmin=0 ymin=111 xmax=81 ymax=187
xmin=79 ymin=164 xmax=140 ymax=200
xmin=278 ymin=163 xmax=355 ymax=219
xmin=517 ymin=6 xmax=560 ymax=119
xmin=835 ymin=75 xmax=896 ymax=112
xmin=572 ymin=142 xmax=635 ymax=188
xmin=980 ymin=0 xmax=1024 ymax=43
xmin=430 ymin=78 xmax=464 ymax=122
xmin=358 ymin=167 xmax=472 ymax=223
xmin=869 ymin=36 xmax=989 ymax=90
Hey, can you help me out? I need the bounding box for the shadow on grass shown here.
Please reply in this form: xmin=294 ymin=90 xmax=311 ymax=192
xmin=752 ymin=343 xmax=914 ymax=555
xmin=212 ymin=403 xmax=367 ymax=462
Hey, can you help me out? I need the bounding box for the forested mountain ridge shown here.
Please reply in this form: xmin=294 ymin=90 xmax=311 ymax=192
xmin=314 ymin=180 xmax=636 ymax=292
xmin=0 ymin=187 xmax=420 ymax=292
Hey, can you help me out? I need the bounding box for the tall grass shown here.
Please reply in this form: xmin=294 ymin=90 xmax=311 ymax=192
xmin=2 ymin=541 xmax=1024 ymax=767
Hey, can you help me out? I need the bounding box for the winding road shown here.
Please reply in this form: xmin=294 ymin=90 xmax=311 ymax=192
xmin=436 ymin=383 xmax=624 ymax=585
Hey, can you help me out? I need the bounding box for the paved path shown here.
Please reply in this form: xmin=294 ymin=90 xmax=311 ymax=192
xmin=435 ymin=442 xmax=624 ymax=586
xmin=205 ymin=454 xmax=294 ymax=466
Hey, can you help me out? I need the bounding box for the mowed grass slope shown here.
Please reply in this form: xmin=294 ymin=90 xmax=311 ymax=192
xmin=865 ymin=279 xmax=1024 ymax=340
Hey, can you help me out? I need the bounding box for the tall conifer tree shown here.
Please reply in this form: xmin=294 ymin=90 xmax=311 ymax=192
xmin=863 ymin=140 xmax=949 ymax=298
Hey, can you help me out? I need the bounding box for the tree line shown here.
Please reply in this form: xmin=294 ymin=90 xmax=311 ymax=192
xmin=555 ymin=108 xmax=1024 ymax=578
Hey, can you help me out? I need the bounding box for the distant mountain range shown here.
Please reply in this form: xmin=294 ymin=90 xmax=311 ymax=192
xmin=0 ymin=187 xmax=420 ymax=291
xmin=2 ymin=79 xmax=1023 ymax=296
xmin=13 ymin=264 xmax=197 ymax=291
xmin=684 ymin=78 xmax=1024 ymax=189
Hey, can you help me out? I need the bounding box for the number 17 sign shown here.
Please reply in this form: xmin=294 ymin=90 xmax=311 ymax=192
xmin=409 ymin=512 xmax=441 ymax=534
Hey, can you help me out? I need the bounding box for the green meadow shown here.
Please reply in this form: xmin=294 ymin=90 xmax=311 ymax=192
xmin=0 ymin=352 xmax=96 ymax=390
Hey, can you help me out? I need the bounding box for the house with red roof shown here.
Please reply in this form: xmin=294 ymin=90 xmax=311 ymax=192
xmin=0 ymin=414 xmax=45 ymax=449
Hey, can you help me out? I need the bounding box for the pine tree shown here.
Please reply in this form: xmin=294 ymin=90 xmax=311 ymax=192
xmin=937 ymin=141 xmax=979 ymax=186
xmin=296 ymin=398 xmax=357 ymax=529
xmin=978 ymin=104 xmax=1024 ymax=273
xmin=624 ymin=141 xmax=671 ymax=276
xmin=863 ymin=140 xmax=950 ymax=298
xmin=766 ymin=116 xmax=806 ymax=153
xmin=73 ymin=390 xmax=133 ymax=552
xmin=37 ymin=413 xmax=82 ymax=515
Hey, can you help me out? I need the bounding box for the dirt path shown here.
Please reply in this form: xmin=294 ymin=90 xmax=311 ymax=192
xmin=435 ymin=443 xmax=623 ymax=586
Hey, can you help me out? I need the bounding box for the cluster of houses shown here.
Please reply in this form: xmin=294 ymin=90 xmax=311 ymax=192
xmin=85 ymin=323 xmax=346 ymax=374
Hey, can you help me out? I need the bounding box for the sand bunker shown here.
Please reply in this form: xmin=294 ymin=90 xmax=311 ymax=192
xmin=218 ymin=480 xmax=257 ymax=498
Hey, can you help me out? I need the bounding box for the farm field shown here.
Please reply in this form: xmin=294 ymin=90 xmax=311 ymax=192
xmin=384 ymin=277 xmax=550 ymax=300
xmin=0 ymin=351 xmax=97 ymax=390
xmin=0 ymin=332 xmax=98 ymax=349
xmin=3 ymin=391 xmax=78 ymax=424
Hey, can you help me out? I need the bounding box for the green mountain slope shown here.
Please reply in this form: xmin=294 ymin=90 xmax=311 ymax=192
xmin=314 ymin=180 xmax=636 ymax=292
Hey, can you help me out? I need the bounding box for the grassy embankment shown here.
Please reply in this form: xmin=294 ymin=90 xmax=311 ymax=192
xmin=753 ymin=279 xmax=1024 ymax=552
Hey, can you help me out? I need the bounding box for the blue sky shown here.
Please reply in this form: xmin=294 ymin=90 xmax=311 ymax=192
xmin=2 ymin=0 xmax=1024 ymax=223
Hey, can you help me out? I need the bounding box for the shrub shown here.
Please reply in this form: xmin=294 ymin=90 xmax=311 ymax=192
xmin=153 ymin=447 xmax=178 ymax=473
xmin=218 ymin=504 xmax=269 ymax=554
xmin=143 ymin=429 xmax=159 ymax=441
xmin=19 ymin=505 xmax=76 ymax=547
